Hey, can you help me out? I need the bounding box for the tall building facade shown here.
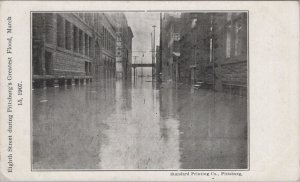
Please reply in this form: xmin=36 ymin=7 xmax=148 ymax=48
xmin=161 ymin=12 xmax=248 ymax=94
xmin=32 ymin=12 xmax=133 ymax=88
xmin=32 ymin=13 xmax=95 ymax=88
xmin=161 ymin=13 xmax=181 ymax=82
xmin=179 ymin=13 xmax=212 ymax=84
xmin=155 ymin=45 xmax=161 ymax=81
xmin=107 ymin=13 xmax=134 ymax=80
xmin=212 ymin=12 xmax=247 ymax=93
xmin=97 ymin=13 xmax=117 ymax=80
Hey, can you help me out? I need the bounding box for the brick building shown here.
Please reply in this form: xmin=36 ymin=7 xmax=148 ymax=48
xmin=178 ymin=13 xmax=212 ymax=84
xmin=97 ymin=13 xmax=117 ymax=80
xmin=155 ymin=45 xmax=161 ymax=81
xmin=107 ymin=13 xmax=134 ymax=80
xmin=212 ymin=12 xmax=248 ymax=94
xmin=175 ymin=12 xmax=247 ymax=94
xmin=32 ymin=13 xmax=92 ymax=87
xmin=32 ymin=12 xmax=127 ymax=88
xmin=161 ymin=13 xmax=181 ymax=82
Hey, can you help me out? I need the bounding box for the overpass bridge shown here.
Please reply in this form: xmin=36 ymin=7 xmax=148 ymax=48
xmin=132 ymin=63 xmax=155 ymax=68
xmin=131 ymin=63 xmax=155 ymax=77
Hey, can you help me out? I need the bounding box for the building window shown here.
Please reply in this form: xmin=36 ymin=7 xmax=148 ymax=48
xmin=85 ymin=61 xmax=88 ymax=75
xmin=107 ymin=31 xmax=109 ymax=50
xmin=79 ymin=13 xmax=84 ymax=20
xmin=103 ymin=28 xmax=105 ymax=49
xmin=227 ymin=12 xmax=232 ymax=22
xmin=85 ymin=34 xmax=89 ymax=56
xmin=108 ymin=34 xmax=110 ymax=51
xmin=234 ymin=18 xmax=243 ymax=56
xmin=226 ymin=27 xmax=231 ymax=58
xmin=56 ymin=15 xmax=64 ymax=48
xmin=89 ymin=62 xmax=91 ymax=74
xmin=106 ymin=30 xmax=109 ymax=50
xmin=105 ymin=29 xmax=107 ymax=49
xmin=32 ymin=14 xmax=39 ymax=39
xmin=173 ymin=33 xmax=180 ymax=41
xmin=89 ymin=36 xmax=92 ymax=57
xmin=84 ymin=13 xmax=88 ymax=23
xmin=79 ymin=30 xmax=83 ymax=54
xmin=90 ymin=14 xmax=94 ymax=26
xmin=45 ymin=13 xmax=54 ymax=44
xmin=73 ymin=25 xmax=79 ymax=52
xmin=65 ymin=20 xmax=72 ymax=50
xmin=109 ymin=34 xmax=112 ymax=51
xmin=45 ymin=51 xmax=53 ymax=75
xmin=209 ymin=38 xmax=213 ymax=62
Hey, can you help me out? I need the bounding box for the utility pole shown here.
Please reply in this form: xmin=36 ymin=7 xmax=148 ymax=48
xmin=159 ymin=13 xmax=163 ymax=82
xmin=152 ymin=25 xmax=156 ymax=79
xmin=210 ymin=14 xmax=215 ymax=91
xmin=133 ymin=56 xmax=138 ymax=78
xmin=141 ymin=56 xmax=143 ymax=77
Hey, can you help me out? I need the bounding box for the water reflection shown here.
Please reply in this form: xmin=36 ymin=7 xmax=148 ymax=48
xmin=175 ymin=87 xmax=247 ymax=169
xmin=32 ymin=78 xmax=247 ymax=169
xmin=98 ymin=79 xmax=180 ymax=169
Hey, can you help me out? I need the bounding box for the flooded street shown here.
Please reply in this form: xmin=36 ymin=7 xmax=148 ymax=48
xmin=32 ymin=78 xmax=247 ymax=170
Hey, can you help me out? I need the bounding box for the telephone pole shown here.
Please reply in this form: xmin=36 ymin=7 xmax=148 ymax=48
xmin=159 ymin=13 xmax=163 ymax=82
xmin=152 ymin=25 xmax=156 ymax=79
xmin=133 ymin=56 xmax=138 ymax=78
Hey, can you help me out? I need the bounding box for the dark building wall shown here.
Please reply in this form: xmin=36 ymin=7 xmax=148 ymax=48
xmin=98 ymin=13 xmax=117 ymax=80
xmin=178 ymin=13 xmax=212 ymax=84
xmin=176 ymin=12 xmax=247 ymax=93
xmin=161 ymin=13 xmax=172 ymax=82
xmin=94 ymin=13 xmax=133 ymax=81
xmin=32 ymin=13 xmax=95 ymax=78
xmin=125 ymin=27 xmax=134 ymax=79
xmin=155 ymin=45 xmax=160 ymax=81
xmin=107 ymin=13 xmax=133 ymax=80
xmin=32 ymin=12 xmax=121 ymax=84
xmin=214 ymin=12 xmax=248 ymax=89
xmin=161 ymin=13 xmax=181 ymax=82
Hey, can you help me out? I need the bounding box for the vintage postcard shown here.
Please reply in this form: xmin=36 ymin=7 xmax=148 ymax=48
xmin=0 ymin=1 xmax=299 ymax=181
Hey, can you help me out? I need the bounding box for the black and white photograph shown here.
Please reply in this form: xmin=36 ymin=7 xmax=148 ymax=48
xmin=31 ymin=11 xmax=248 ymax=170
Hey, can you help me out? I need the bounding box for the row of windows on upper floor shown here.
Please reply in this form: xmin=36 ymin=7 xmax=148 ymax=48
xmin=177 ymin=14 xmax=246 ymax=61
xmin=74 ymin=13 xmax=94 ymax=27
xmin=55 ymin=15 xmax=116 ymax=56
xmin=74 ymin=12 xmax=116 ymax=53
xmin=103 ymin=26 xmax=116 ymax=53
xmin=56 ymin=15 xmax=93 ymax=57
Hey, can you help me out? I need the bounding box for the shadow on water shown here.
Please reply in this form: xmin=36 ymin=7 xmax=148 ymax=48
xmin=32 ymin=78 xmax=247 ymax=169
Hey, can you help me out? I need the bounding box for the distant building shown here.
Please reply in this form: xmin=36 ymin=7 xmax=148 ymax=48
xmin=126 ymin=27 xmax=134 ymax=79
xmin=161 ymin=13 xmax=181 ymax=82
xmin=96 ymin=13 xmax=117 ymax=81
xmin=155 ymin=45 xmax=161 ymax=81
xmin=107 ymin=13 xmax=134 ymax=80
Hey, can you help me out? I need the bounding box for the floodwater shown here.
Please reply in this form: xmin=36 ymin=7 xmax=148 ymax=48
xmin=32 ymin=78 xmax=248 ymax=170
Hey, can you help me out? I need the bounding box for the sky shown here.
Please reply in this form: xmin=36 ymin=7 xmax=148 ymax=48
xmin=125 ymin=12 xmax=161 ymax=76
